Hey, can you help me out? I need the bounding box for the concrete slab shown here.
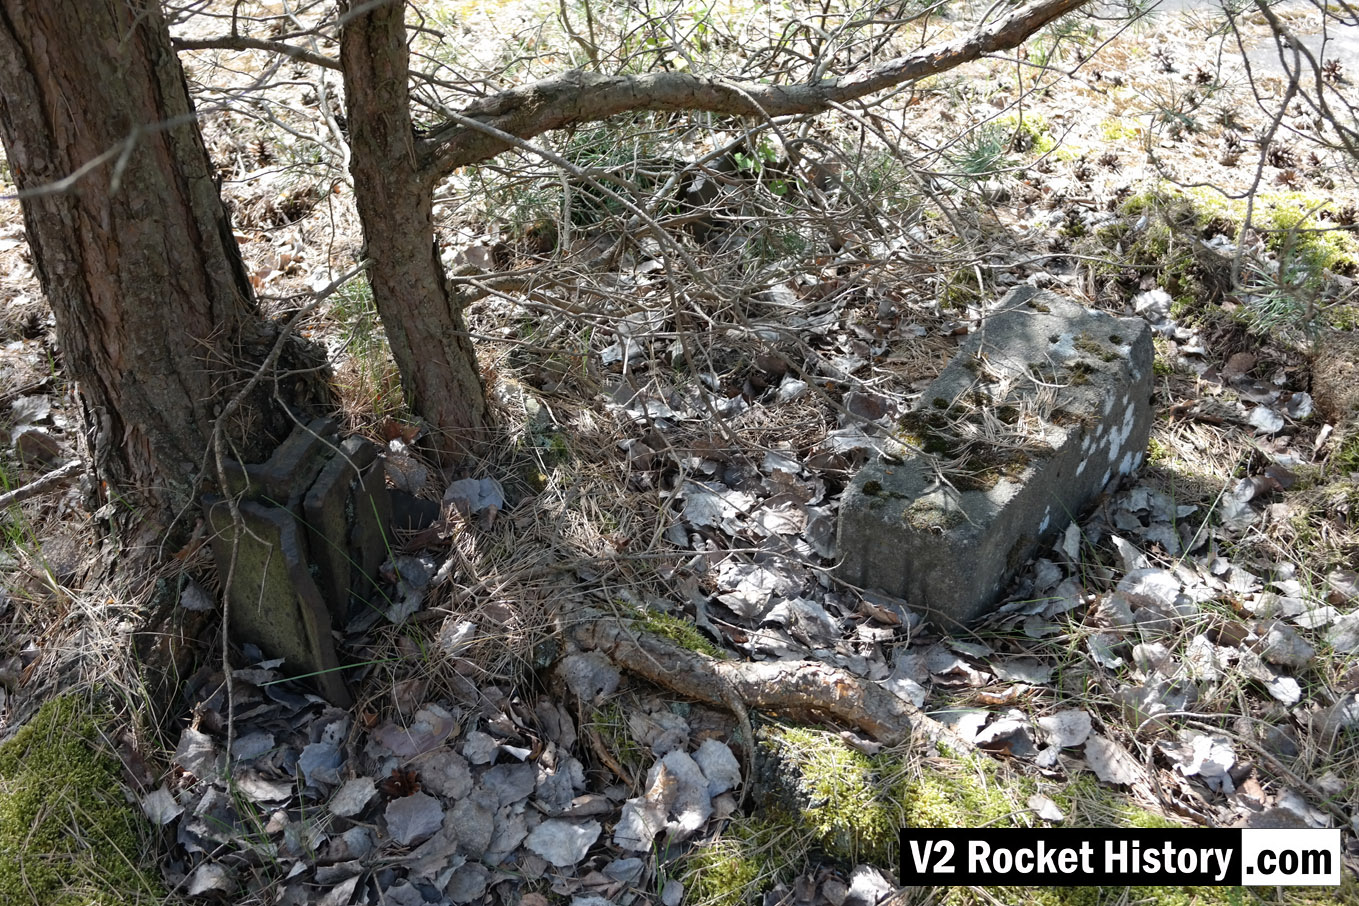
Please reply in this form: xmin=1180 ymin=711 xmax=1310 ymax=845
xmin=205 ymin=498 xmax=352 ymax=705
xmin=303 ymin=435 xmax=379 ymax=616
xmin=837 ymin=287 xmax=1153 ymax=627
xmin=349 ymin=457 xmax=394 ymax=608
xmin=221 ymin=417 xmax=338 ymax=504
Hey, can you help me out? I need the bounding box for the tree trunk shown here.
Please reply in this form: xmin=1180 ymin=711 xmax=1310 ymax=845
xmin=339 ymin=0 xmax=487 ymax=463
xmin=0 ymin=0 xmax=316 ymax=540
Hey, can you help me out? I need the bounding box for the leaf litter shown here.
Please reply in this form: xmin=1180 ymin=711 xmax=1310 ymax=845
xmin=6 ymin=3 xmax=1349 ymax=903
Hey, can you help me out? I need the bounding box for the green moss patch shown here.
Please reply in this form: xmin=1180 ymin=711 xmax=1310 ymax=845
xmin=688 ymin=733 xmax=1216 ymax=906
xmin=939 ymin=879 xmax=1359 ymax=906
xmin=629 ymin=605 xmax=726 ymax=659
xmin=763 ymin=727 xmax=903 ymax=863
xmin=0 ymin=696 xmax=163 ymax=906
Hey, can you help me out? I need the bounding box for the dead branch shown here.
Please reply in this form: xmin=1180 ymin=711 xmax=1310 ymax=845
xmin=172 ymin=36 xmax=340 ymax=70
xmin=570 ymin=614 xmax=961 ymax=749
xmin=0 ymin=460 xmax=82 ymax=510
xmin=420 ymin=0 xmax=1089 ymax=177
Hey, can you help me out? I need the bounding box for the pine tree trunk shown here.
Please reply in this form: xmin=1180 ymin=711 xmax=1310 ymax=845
xmin=340 ymin=0 xmax=487 ymax=463
xmin=0 ymin=0 xmax=317 ymax=538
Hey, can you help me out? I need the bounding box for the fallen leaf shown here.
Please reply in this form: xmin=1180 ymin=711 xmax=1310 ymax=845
xmin=656 ymin=749 xmax=712 ymax=838
xmin=559 ymin=652 xmax=621 ymax=703
xmin=445 ymin=862 xmax=490 ymax=904
xmin=1084 ymin=734 xmax=1141 ymax=786
xmin=1258 ymin=620 xmax=1315 ymax=669
xmin=179 ymin=581 xmax=215 ymax=612
xmin=1248 ymin=406 xmax=1284 ymax=434
xmin=974 ymin=714 xmax=1039 ymax=757
xmin=372 ymin=705 xmax=458 ymax=758
xmin=173 ymin=727 xmax=222 ymax=780
xmin=481 ymin=762 xmax=537 ymax=806
xmin=613 ymin=794 xmax=666 ymax=852
xmin=299 ymin=741 xmax=342 ymax=788
xmin=186 ymin=863 xmax=235 ymax=896
xmin=329 ymin=778 xmax=377 ymax=818
xmin=992 ymin=657 xmax=1054 ymax=685
xmin=385 ymin=445 xmax=428 ymax=494
xmin=1028 ymin=793 xmax=1066 ymax=821
xmin=1326 ymin=613 xmax=1359 ymax=654
xmin=524 ymin=819 xmax=601 ymax=867
xmin=141 ymin=786 xmax=183 ymax=826
xmin=443 ymin=477 xmax=507 ymax=529
xmin=385 ymin=790 xmax=445 ymax=846
xmin=1037 ymin=709 xmax=1092 ymax=748
xmin=1222 ymin=352 xmax=1256 ymax=378
xmin=412 ymin=748 xmax=473 ymax=799
xmin=693 ymin=738 xmax=742 ymax=797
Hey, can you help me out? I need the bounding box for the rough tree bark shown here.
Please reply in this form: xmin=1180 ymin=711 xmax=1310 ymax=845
xmin=0 ymin=0 xmax=321 ymax=544
xmin=339 ymin=0 xmax=487 ymax=462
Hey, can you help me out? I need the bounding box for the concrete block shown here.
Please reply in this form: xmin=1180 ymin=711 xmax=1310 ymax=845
xmin=221 ymin=416 xmax=338 ymax=505
xmin=303 ymin=435 xmax=379 ymax=617
xmin=347 ymin=455 xmax=395 ymax=610
xmin=205 ymin=499 xmax=352 ymax=705
xmin=837 ymin=287 xmax=1153 ymax=627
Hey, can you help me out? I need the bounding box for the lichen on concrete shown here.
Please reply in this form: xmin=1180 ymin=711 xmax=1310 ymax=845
xmin=838 ymin=287 xmax=1154 ymax=627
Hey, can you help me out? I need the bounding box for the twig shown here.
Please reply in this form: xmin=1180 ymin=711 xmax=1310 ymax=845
xmin=172 ymin=35 xmax=340 ymax=70
xmin=0 ymin=460 xmax=82 ymax=509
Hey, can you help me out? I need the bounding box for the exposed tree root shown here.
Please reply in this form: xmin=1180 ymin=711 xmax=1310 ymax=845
xmin=568 ymin=613 xmax=963 ymax=750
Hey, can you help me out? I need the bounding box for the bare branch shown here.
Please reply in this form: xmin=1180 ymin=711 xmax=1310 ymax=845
xmin=172 ymin=35 xmax=340 ymax=70
xmin=420 ymin=0 xmax=1088 ymax=177
xmin=0 ymin=460 xmax=82 ymax=510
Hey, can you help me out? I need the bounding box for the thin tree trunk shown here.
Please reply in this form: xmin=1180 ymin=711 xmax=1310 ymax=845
xmin=339 ymin=0 xmax=486 ymax=463
xmin=0 ymin=0 xmax=316 ymax=537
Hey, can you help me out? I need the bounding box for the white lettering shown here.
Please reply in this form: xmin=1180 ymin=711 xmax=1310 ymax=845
xmin=1211 ymin=849 xmax=1232 ymax=882
xmin=1106 ymin=840 xmax=1129 ymax=873
xmin=969 ymin=840 xmax=992 ymax=873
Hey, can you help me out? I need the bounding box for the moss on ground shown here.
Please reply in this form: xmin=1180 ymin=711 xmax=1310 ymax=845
xmin=941 ymin=878 xmax=1359 ymax=906
xmin=764 ymin=726 xmax=902 ymax=863
xmin=998 ymin=113 xmax=1057 ymax=154
xmin=686 ymin=727 xmax=904 ymax=905
xmin=0 ymin=695 xmax=163 ymax=906
xmin=1331 ymin=431 xmax=1359 ymax=475
xmin=687 ymin=818 xmax=799 ymax=906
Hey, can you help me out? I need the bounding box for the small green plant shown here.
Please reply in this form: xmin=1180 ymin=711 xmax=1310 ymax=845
xmin=329 ymin=276 xmax=408 ymax=421
xmin=947 ymin=121 xmax=1018 ymax=179
xmin=586 ymin=701 xmax=649 ymax=782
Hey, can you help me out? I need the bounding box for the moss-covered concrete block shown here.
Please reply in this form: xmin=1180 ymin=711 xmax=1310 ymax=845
xmin=837 ymin=287 xmax=1153 ymax=627
xmin=205 ymin=499 xmax=352 ymax=706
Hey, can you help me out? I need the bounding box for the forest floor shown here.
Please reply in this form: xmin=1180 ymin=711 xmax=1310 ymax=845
xmin=1 ymin=1 xmax=1358 ymax=905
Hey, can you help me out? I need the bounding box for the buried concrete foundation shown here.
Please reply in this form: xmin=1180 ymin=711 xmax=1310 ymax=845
xmin=837 ymin=287 xmax=1154 ymax=627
